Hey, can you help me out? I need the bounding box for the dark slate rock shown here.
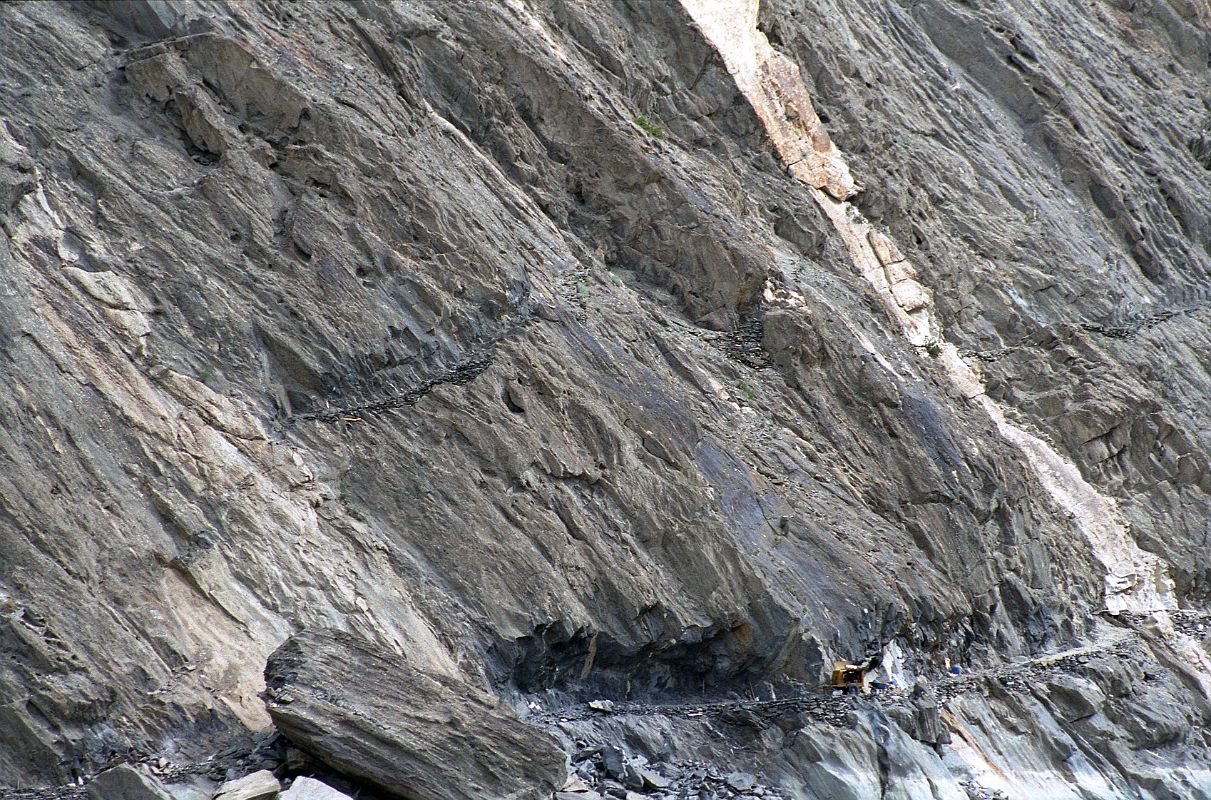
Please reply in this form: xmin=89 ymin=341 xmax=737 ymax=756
xmin=264 ymin=630 xmax=566 ymax=800
xmin=724 ymin=772 xmax=755 ymax=792
xmin=86 ymin=764 xmax=172 ymax=800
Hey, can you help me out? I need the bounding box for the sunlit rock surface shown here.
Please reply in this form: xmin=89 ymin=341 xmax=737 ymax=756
xmin=2 ymin=1 xmax=1210 ymax=798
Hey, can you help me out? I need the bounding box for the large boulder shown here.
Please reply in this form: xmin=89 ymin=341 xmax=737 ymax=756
xmin=86 ymin=764 xmax=172 ymax=800
xmin=280 ymin=777 xmax=353 ymax=800
xmin=212 ymin=770 xmax=280 ymax=800
xmin=264 ymin=630 xmax=566 ymax=800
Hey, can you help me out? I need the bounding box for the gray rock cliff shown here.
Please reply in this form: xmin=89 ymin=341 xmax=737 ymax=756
xmin=1 ymin=1 xmax=1210 ymax=798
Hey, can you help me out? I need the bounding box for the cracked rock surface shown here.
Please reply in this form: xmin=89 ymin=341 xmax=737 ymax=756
xmin=1 ymin=1 xmax=1210 ymax=799
xmin=263 ymin=630 xmax=567 ymax=800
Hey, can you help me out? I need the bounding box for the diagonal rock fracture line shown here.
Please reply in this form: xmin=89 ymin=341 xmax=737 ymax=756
xmin=679 ymin=0 xmax=1175 ymax=615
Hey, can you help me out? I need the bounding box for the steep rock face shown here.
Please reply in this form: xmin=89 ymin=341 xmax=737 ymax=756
xmin=0 ymin=1 xmax=1208 ymax=798
xmin=759 ymin=0 xmax=1211 ymax=597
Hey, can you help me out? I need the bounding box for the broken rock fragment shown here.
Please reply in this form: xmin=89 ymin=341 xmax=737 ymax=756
xmin=86 ymin=764 xmax=172 ymax=800
xmin=213 ymin=770 xmax=280 ymax=800
xmin=264 ymin=630 xmax=566 ymax=800
xmin=279 ymin=776 xmax=354 ymax=800
xmin=725 ymin=771 xmax=756 ymax=792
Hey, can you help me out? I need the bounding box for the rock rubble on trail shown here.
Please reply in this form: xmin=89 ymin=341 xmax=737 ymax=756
xmin=564 ymin=746 xmax=785 ymax=800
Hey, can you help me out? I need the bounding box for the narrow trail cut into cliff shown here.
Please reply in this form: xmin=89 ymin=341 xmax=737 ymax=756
xmin=538 ymin=618 xmax=1155 ymax=728
xmin=679 ymin=0 xmax=1176 ymax=617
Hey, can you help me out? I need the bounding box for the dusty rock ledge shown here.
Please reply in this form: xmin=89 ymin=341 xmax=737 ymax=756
xmin=263 ymin=630 xmax=567 ymax=800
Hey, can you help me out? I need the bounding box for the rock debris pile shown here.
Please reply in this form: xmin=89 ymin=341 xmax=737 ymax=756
xmin=561 ymin=748 xmax=783 ymax=800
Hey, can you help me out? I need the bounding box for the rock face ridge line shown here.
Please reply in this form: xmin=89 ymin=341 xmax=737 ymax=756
xmin=678 ymin=0 xmax=1175 ymax=615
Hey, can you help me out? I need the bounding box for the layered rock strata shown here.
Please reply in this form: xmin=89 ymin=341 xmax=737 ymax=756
xmin=1 ymin=0 xmax=1210 ymax=798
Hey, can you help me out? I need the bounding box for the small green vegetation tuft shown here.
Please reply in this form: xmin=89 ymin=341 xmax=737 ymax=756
xmin=633 ymin=115 xmax=666 ymax=139
xmin=924 ymin=340 xmax=942 ymax=358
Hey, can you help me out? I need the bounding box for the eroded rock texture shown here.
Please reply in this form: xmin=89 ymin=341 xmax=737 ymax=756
xmin=759 ymin=0 xmax=1211 ymax=595
xmin=1 ymin=1 xmax=1210 ymax=798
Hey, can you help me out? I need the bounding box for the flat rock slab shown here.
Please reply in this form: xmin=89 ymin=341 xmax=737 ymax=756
xmin=264 ymin=630 xmax=567 ymax=800
xmin=213 ymin=770 xmax=280 ymax=800
xmin=280 ymin=777 xmax=353 ymax=800
xmin=725 ymin=771 xmax=756 ymax=792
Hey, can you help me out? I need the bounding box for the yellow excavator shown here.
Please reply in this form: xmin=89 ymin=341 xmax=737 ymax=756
xmin=827 ymin=653 xmax=882 ymax=693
